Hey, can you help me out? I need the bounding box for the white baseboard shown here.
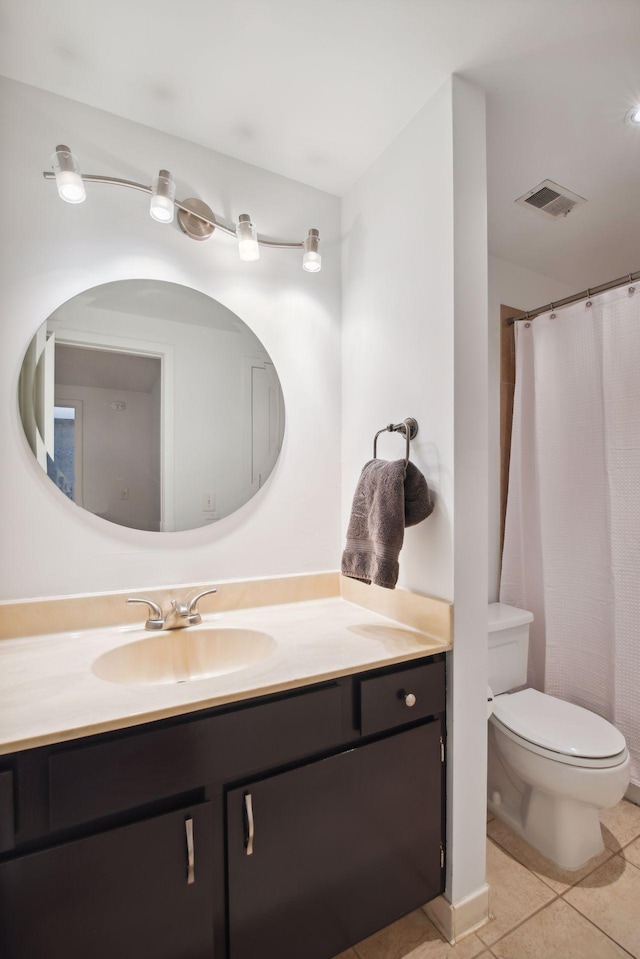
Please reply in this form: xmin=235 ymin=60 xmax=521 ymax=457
xmin=424 ymin=883 xmax=491 ymax=944
xmin=625 ymin=782 xmax=640 ymax=806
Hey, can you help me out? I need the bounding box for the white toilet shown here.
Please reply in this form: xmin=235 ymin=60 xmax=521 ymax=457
xmin=487 ymin=603 xmax=631 ymax=870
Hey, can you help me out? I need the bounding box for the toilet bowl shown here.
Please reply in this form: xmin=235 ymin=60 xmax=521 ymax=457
xmin=487 ymin=604 xmax=631 ymax=870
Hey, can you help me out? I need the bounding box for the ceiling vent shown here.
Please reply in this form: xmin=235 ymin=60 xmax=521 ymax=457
xmin=515 ymin=179 xmax=586 ymax=219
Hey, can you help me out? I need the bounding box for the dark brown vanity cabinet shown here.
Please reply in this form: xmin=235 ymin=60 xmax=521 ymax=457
xmin=0 ymin=803 xmax=215 ymax=959
xmin=227 ymin=722 xmax=444 ymax=959
xmin=0 ymin=654 xmax=446 ymax=959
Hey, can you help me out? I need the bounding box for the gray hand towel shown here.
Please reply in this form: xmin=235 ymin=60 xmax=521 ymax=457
xmin=341 ymin=459 xmax=434 ymax=589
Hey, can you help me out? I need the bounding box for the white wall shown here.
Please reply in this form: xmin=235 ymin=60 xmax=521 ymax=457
xmin=0 ymin=76 xmax=342 ymax=600
xmin=487 ymin=255 xmax=573 ymax=601
xmin=449 ymin=77 xmax=489 ymax=907
xmin=342 ymin=85 xmax=455 ymax=603
xmin=342 ymin=76 xmax=489 ymax=909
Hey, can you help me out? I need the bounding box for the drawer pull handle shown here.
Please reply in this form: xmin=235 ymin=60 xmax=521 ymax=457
xmin=244 ymin=792 xmax=255 ymax=856
xmin=185 ymin=817 xmax=195 ymax=885
xmin=399 ymin=690 xmax=417 ymax=707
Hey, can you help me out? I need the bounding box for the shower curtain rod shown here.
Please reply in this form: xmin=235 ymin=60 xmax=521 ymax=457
xmin=505 ymin=269 xmax=640 ymax=326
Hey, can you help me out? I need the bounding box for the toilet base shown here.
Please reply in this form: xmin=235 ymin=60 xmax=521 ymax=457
xmin=488 ymin=722 xmax=630 ymax=871
xmin=488 ymin=788 xmax=605 ymax=870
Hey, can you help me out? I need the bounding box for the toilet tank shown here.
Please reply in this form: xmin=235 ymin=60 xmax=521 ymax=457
xmin=488 ymin=603 xmax=534 ymax=695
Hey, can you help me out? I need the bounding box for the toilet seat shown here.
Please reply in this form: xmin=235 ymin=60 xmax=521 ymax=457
xmin=492 ymin=688 xmax=628 ymax=769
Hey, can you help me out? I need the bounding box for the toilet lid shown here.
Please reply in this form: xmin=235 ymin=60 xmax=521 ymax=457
xmin=492 ymin=688 xmax=626 ymax=759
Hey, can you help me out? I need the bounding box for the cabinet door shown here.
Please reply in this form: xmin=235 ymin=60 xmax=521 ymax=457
xmin=0 ymin=802 xmax=214 ymax=959
xmin=227 ymin=722 xmax=444 ymax=959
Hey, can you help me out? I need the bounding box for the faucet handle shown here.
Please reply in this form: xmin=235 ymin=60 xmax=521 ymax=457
xmin=187 ymin=587 xmax=218 ymax=624
xmin=170 ymin=599 xmax=189 ymax=616
xmin=127 ymin=596 xmax=165 ymax=630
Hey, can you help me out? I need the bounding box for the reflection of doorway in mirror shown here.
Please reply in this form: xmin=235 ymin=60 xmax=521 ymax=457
xmin=54 ymin=346 xmax=162 ymax=531
xmin=50 ymin=401 xmax=83 ymax=506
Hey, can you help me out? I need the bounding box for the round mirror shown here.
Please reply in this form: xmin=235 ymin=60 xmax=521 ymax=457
xmin=18 ymin=280 xmax=285 ymax=532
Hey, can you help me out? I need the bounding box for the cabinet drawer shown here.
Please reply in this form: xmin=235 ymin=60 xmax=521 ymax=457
xmin=49 ymin=683 xmax=344 ymax=829
xmin=0 ymin=770 xmax=14 ymax=853
xmin=359 ymin=658 xmax=445 ymax=736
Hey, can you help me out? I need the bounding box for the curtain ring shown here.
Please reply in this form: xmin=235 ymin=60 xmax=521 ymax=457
xmin=585 ymin=288 xmax=592 ymax=308
xmin=550 ymin=302 xmax=556 ymax=319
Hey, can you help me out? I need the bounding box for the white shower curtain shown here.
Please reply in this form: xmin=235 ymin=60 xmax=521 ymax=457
xmin=501 ymin=281 xmax=640 ymax=789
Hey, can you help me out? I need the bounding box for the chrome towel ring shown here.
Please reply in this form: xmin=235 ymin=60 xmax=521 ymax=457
xmin=372 ymin=418 xmax=419 ymax=465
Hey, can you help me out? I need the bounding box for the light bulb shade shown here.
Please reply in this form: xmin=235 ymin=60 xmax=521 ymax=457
xmin=52 ymin=145 xmax=86 ymax=203
xmin=150 ymin=170 xmax=175 ymax=223
xmin=237 ymin=214 xmax=260 ymax=261
xmin=303 ymin=229 xmax=321 ymax=272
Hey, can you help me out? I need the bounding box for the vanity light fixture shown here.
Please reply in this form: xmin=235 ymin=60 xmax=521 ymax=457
xmin=149 ymin=169 xmax=176 ymax=224
xmin=626 ymin=105 xmax=640 ymax=126
xmin=236 ymin=214 xmax=260 ymax=261
xmin=44 ymin=146 xmax=321 ymax=272
xmin=52 ymin=145 xmax=86 ymax=204
xmin=302 ymin=229 xmax=321 ymax=273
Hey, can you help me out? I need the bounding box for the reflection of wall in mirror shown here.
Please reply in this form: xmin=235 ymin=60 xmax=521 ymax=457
xmin=251 ymin=362 xmax=285 ymax=492
xmin=172 ymin=323 xmax=278 ymax=530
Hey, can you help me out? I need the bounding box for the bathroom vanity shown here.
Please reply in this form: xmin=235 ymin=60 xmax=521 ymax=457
xmin=0 ymin=594 xmax=448 ymax=959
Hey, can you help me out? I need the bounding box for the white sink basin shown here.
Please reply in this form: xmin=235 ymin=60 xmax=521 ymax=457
xmin=92 ymin=627 xmax=276 ymax=686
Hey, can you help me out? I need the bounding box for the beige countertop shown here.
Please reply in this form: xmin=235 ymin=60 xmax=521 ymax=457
xmin=0 ymin=596 xmax=450 ymax=755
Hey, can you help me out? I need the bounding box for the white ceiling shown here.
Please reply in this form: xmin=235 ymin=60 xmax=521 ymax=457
xmin=1 ymin=0 xmax=639 ymax=288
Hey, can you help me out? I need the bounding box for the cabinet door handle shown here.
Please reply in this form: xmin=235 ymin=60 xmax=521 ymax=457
xmin=185 ymin=817 xmax=195 ymax=884
xmin=244 ymin=792 xmax=255 ymax=856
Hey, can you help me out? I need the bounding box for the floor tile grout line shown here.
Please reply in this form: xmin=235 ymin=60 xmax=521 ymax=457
xmin=481 ymin=840 xmax=640 ymax=956
xmin=478 ymin=886 xmax=563 ymax=950
xmin=605 ymin=837 xmax=640 ymax=855
xmin=484 ymin=833 xmax=570 ymax=896
xmin=484 ymin=888 xmax=638 ymax=959
xmin=561 ymin=896 xmax=639 ymax=959
xmin=608 ymin=850 xmax=640 ymax=873
xmin=487 ymin=828 xmax=627 ymax=894
xmin=480 ymin=835 xmax=567 ymax=948
xmin=347 ymin=816 xmax=640 ymax=959
xmin=619 ymin=832 xmax=640 ymax=851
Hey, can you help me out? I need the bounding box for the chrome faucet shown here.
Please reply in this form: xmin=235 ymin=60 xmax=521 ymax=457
xmin=127 ymin=587 xmax=218 ymax=630
xmin=163 ymin=600 xmax=191 ymax=630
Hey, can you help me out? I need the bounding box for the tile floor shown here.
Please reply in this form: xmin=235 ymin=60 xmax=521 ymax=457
xmin=332 ymin=799 xmax=640 ymax=959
